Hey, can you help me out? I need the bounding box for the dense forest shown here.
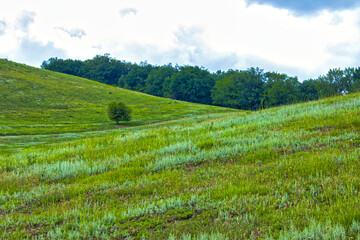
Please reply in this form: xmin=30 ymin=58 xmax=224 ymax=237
xmin=41 ymin=54 xmax=360 ymax=110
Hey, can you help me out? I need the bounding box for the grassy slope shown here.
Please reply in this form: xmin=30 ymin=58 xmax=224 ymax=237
xmin=0 ymin=59 xmax=234 ymax=136
xmin=1 ymin=91 xmax=360 ymax=239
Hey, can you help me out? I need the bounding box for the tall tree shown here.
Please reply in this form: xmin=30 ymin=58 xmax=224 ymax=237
xmin=83 ymin=54 xmax=130 ymax=85
xmin=326 ymin=68 xmax=344 ymax=95
xmin=164 ymin=66 xmax=214 ymax=104
xmin=144 ymin=64 xmax=176 ymax=97
xmin=301 ymin=79 xmax=319 ymax=101
xmin=343 ymin=67 xmax=360 ymax=93
xmin=118 ymin=62 xmax=154 ymax=91
xmin=352 ymin=67 xmax=360 ymax=93
xmin=41 ymin=58 xmax=85 ymax=76
xmin=212 ymin=68 xmax=264 ymax=110
xmin=263 ymin=72 xmax=300 ymax=107
xmin=42 ymin=54 xmax=131 ymax=86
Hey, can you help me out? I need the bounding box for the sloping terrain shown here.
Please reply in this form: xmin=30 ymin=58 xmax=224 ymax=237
xmin=0 ymin=59 xmax=234 ymax=135
xmin=1 ymin=90 xmax=360 ymax=239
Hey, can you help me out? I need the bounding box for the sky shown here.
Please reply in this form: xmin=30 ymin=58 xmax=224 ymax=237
xmin=0 ymin=0 xmax=360 ymax=80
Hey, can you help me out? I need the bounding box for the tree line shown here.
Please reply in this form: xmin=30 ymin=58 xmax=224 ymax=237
xmin=41 ymin=54 xmax=360 ymax=110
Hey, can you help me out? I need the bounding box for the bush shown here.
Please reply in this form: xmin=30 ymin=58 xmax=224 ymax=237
xmin=107 ymin=101 xmax=131 ymax=124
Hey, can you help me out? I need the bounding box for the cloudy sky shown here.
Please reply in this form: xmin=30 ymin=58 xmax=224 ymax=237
xmin=0 ymin=0 xmax=360 ymax=80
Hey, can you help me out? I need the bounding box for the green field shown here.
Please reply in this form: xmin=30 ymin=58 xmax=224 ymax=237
xmin=1 ymin=60 xmax=360 ymax=239
xmin=0 ymin=59 xmax=234 ymax=136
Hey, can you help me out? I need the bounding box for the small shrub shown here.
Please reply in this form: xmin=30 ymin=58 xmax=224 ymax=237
xmin=107 ymin=101 xmax=131 ymax=124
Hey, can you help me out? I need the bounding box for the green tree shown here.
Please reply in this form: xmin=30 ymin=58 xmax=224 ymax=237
xmin=41 ymin=58 xmax=85 ymax=76
xmin=343 ymin=67 xmax=360 ymax=93
xmin=326 ymin=68 xmax=344 ymax=95
xmin=107 ymin=101 xmax=131 ymax=125
xmin=42 ymin=54 xmax=131 ymax=86
xmin=118 ymin=62 xmax=154 ymax=91
xmin=212 ymin=68 xmax=264 ymax=110
xmin=263 ymin=72 xmax=300 ymax=107
xmin=163 ymin=66 xmax=214 ymax=104
xmin=301 ymin=79 xmax=319 ymax=101
xmin=145 ymin=64 xmax=176 ymax=97
xmin=352 ymin=67 xmax=360 ymax=92
xmin=83 ymin=54 xmax=131 ymax=85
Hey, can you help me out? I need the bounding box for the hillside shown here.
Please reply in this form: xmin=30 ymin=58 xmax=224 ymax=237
xmin=0 ymin=59 xmax=235 ymax=135
xmin=1 ymin=90 xmax=360 ymax=239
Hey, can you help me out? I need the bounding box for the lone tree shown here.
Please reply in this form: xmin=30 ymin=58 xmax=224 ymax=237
xmin=107 ymin=101 xmax=131 ymax=124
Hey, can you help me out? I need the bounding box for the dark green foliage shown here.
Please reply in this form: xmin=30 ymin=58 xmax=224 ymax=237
xmin=301 ymin=79 xmax=319 ymax=101
xmin=145 ymin=64 xmax=176 ymax=97
xmin=42 ymin=55 xmax=360 ymax=110
xmin=42 ymin=54 xmax=131 ymax=86
xmin=352 ymin=67 xmax=360 ymax=92
xmin=212 ymin=68 xmax=264 ymax=110
xmin=311 ymin=67 xmax=360 ymax=98
xmin=107 ymin=101 xmax=132 ymax=124
xmin=263 ymin=72 xmax=301 ymax=107
xmin=163 ymin=66 xmax=215 ymax=104
xmin=118 ymin=62 xmax=154 ymax=91
xmin=41 ymin=57 xmax=85 ymax=76
xmin=83 ymin=54 xmax=131 ymax=85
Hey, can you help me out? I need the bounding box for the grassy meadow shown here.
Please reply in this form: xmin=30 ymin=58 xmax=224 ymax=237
xmin=0 ymin=59 xmax=234 ymax=136
xmin=1 ymin=60 xmax=360 ymax=239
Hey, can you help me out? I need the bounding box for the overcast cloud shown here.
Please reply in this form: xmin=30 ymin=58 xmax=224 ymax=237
xmin=0 ymin=0 xmax=359 ymax=80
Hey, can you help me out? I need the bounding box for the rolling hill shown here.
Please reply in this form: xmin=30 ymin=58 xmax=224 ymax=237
xmin=1 ymin=59 xmax=360 ymax=239
xmin=0 ymin=59 xmax=235 ymax=136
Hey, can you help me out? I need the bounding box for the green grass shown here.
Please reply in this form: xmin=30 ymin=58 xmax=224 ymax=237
xmin=1 ymin=59 xmax=360 ymax=239
xmin=1 ymin=91 xmax=360 ymax=239
xmin=0 ymin=59 xmax=234 ymax=136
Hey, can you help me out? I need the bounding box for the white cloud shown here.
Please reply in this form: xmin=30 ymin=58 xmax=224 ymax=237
xmin=0 ymin=9 xmax=66 ymax=66
xmin=174 ymin=26 xmax=203 ymax=46
xmin=174 ymin=26 xmax=239 ymax=70
xmin=119 ymin=8 xmax=138 ymax=17
xmin=327 ymin=42 xmax=360 ymax=68
xmin=0 ymin=20 xmax=6 ymax=35
xmin=15 ymin=10 xmax=36 ymax=32
xmin=13 ymin=36 xmax=67 ymax=67
xmin=330 ymin=14 xmax=343 ymax=25
xmin=115 ymin=26 xmax=239 ymax=71
xmin=241 ymin=55 xmax=315 ymax=79
xmin=55 ymin=27 xmax=86 ymax=38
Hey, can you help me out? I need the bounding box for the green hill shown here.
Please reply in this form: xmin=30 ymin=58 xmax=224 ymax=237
xmin=0 ymin=59 xmax=234 ymax=135
xmin=1 ymin=82 xmax=360 ymax=239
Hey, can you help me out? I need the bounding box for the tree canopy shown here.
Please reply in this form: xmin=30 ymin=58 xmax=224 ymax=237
xmin=212 ymin=69 xmax=264 ymax=110
xmin=107 ymin=101 xmax=132 ymax=124
xmin=164 ymin=66 xmax=214 ymax=105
